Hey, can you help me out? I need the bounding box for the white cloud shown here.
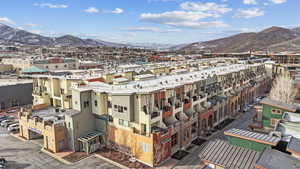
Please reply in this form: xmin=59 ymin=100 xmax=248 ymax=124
xmin=0 ymin=17 xmax=15 ymax=25
xmin=33 ymin=3 xmax=68 ymax=9
xmin=166 ymin=21 xmax=228 ymax=28
xmin=140 ymin=10 xmax=228 ymax=29
xmin=83 ymin=7 xmax=99 ymax=13
xmin=104 ymin=8 xmax=124 ymax=14
xmin=140 ymin=11 xmax=215 ymax=23
xmin=121 ymin=27 xmax=181 ymax=33
xmin=269 ymin=0 xmax=287 ymax=4
xmin=180 ymin=2 xmax=232 ymax=15
xmin=111 ymin=8 xmax=124 ymax=14
xmin=234 ymin=8 xmax=264 ymax=19
xmin=243 ymin=0 xmax=257 ymax=5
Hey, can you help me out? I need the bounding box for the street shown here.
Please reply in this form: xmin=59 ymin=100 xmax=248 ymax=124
xmin=0 ymin=127 xmax=120 ymax=169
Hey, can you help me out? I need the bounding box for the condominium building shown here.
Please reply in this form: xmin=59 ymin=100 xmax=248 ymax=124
xmin=18 ymin=61 xmax=269 ymax=167
xmin=2 ymin=57 xmax=79 ymax=72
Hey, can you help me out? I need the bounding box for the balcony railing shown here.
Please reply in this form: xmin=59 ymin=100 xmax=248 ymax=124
xmin=151 ymin=111 xmax=160 ymax=119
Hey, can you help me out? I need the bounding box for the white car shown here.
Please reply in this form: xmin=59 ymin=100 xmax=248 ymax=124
xmin=0 ymin=120 xmax=13 ymax=127
xmin=8 ymin=123 xmax=19 ymax=132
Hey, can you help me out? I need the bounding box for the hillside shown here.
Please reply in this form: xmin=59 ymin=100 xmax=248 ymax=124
xmin=0 ymin=23 xmax=128 ymax=47
xmin=181 ymin=26 xmax=300 ymax=53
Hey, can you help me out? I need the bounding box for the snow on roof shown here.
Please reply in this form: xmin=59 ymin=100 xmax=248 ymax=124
xmin=73 ymin=64 xmax=256 ymax=94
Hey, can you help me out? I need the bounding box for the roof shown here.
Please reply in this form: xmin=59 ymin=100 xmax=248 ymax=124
xmin=199 ymin=139 xmax=261 ymax=169
xmin=224 ymin=128 xmax=281 ymax=146
xmin=276 ymin=121 xmax=300 ymax=139
xmin=283 ymin=112 xmax=300 ymax=122
xmin=255 ymin=149 xmax=300 ymax=169
xmin=287 ymin=137 xmax=300 ymax=155
xmin=22 ymin=65 xmax=47 ymax=73
xmin=0 ymin=78 xmax=32 ymax=87
xmin=260 ymin=98 xmax=298 ymax=112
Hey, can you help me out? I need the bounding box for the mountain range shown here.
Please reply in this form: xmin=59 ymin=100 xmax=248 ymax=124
xmin=181 ymin=26 xmax=300 ymax=53
xmin=0 ymin=23 xmax=130 ymax=48
xmin=1 ymin=23 xmax=300 ymax=53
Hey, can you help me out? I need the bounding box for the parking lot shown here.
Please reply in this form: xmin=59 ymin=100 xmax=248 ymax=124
xmin=0 ymin=127 xmax=120 ymax=169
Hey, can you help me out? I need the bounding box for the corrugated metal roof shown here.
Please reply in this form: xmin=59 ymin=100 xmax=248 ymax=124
xmin=224 ymin=128 xmax=281 ymax=145
xmin=199 ymin=139 xmax=260 ymax=169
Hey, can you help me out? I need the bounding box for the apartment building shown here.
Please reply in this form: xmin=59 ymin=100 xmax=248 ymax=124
xmin=2 ymin=57 xmax=79 ymax=72
xmin=18 ymin=61 xmax=269 ymax=167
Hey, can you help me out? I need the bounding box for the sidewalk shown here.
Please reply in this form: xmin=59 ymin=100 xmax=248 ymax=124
xmin=41 ymin=148 xmax=73 ymax=165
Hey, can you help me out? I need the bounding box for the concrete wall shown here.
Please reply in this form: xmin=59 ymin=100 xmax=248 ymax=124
xmin=0 ymin=83 xmax=33 ymax=110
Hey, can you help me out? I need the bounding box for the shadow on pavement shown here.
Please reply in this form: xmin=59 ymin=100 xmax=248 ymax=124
xmin=6 ymin=160 xmax=31 ymax=169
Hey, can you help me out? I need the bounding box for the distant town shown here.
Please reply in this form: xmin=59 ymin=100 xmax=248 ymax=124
xmin=0 ymin=37 xmax=300 ymax=169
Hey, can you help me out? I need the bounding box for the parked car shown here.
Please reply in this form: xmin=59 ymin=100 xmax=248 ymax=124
xmin=0 ymin=158 xmax=6 ymax=169
xmin=0 ymin=120 xmax=12 ymax=127
xmin=0 ymin=116 xmax=14 ymax=123
xmin=3 ymin=121 xmax=18 ymax=128
xmin=0 ymin=116 xmax=8 ymax=122
xmin=8 ymin=123 xmax=19 ymax=132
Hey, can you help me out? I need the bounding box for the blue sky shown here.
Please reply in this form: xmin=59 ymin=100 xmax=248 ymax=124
xmin=0 ymin=0 xmax=299 ymax=44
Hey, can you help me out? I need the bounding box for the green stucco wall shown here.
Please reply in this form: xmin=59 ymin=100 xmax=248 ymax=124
xmin=262 ymin=104 xmax=285 ymax=128
xmin=228 ymin=136 xmax=272 ymax=152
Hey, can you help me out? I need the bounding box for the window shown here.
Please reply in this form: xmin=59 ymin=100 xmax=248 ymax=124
xmin=272 ymin=109 xmax=282 ymax=115
xmin=118 ymin=106 xmax=124 ymax=113
xmin=84 ymin=101 xmax=89 ymax=108
xmin=94 ymin=100 xmax=98 ymax=107
xmin=192 ymin=122 xmax=197 ymax=134
xmin=55 ymin=65 xmax=58 ymax=68
xmin=140 ymin=143 xmax=149 ymax=152
xmin=124 ymin=107 xmax=127 ymax=112
xmin=75 ymin=101 xmax=78 ymax=105
xmin=171 ymin=133 xmax=178 ymax=147
xmin=64 ymin=64 xmax=67 ymax=68
xmin=119 ymin=119 xmax=129 ymax=127
xmin=60 ymin=88 xmax=64 ymax=94
xmin=270 ymin=118 xmax=279 ymax=127
xmin=108 ymin=101 xmax=112 ymax=108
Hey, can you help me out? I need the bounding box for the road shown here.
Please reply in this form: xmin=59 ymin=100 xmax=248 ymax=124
xmin=0 ymin=127 xmax=119 ymax=169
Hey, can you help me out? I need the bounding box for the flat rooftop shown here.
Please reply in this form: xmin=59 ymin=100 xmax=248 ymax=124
xmin=73 ymin=63 xmax=261 ymax=94
xmin=0 ymin=78 xmax=33 ymax=87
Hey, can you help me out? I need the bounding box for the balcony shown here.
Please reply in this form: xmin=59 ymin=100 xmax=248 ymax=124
xmin=151 ymin=111 xmax=160 ymax=119
xmin=183 ymin=102 xmax=192 ymax=110
xmin=193 ymin=96 xmax=199 ymax=102
xmin=175 ymin=100 xmax=182 ymax=109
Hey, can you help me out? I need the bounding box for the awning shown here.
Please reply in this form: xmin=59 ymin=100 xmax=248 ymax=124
xmin=78 ymin=131 xmax=103 ymax=142
xmin=203 ymin=101 xmax=211 ymax=109
xmin=225 ymin=92 xmax=232 ymax=97
xmin=177 ymin=112 xmax=189 ymax=121
xmin=230 ymin=90 xmax=237 ymax=96
xmin=216 ymin=96 xmax=226 ymax=102
xmin=220 ymin=93 xmax=227 ymax=98
xmin=163 ymin=116 xmax=178 ymax=127
xmin=184 ymin=108 xmax=195 ymax=117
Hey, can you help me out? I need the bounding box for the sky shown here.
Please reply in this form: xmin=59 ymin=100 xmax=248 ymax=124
xmin=0 ymin=0 xmax=299 ymax=44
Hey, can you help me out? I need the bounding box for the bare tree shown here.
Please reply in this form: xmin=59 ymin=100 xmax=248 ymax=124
xmin=269 ymin=73 xmax=297 ymax=103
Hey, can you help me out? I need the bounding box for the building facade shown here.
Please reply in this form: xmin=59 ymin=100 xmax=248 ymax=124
xmin=18 ymin=61 xmax=269 ymax=167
